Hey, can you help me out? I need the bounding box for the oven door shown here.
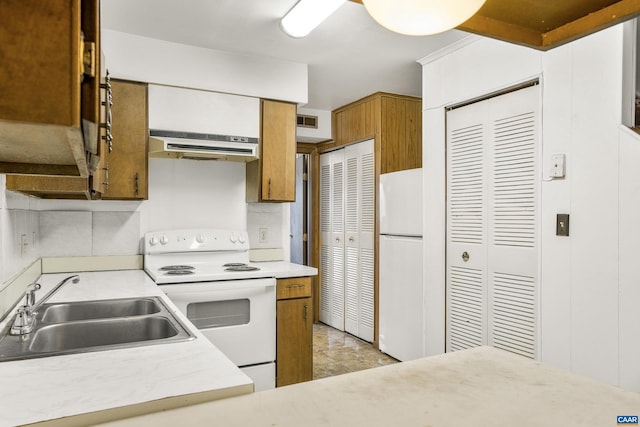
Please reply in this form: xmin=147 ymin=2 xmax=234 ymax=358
xmin=161 ymin=278 xmax=276 ymax=367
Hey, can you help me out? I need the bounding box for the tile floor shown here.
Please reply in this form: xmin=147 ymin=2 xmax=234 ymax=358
xmin=313 ymin=322 xmax=398 ymax=380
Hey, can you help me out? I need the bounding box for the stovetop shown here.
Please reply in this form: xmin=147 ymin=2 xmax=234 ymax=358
xmin=145 ymin=258 xmax=271 ymax=284
xmin=143 ymin=229 xmax=270 ymax=284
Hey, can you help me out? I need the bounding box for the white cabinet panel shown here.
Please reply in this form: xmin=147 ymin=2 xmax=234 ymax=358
xmin=148 ymin=85 xmax=259 ymax=138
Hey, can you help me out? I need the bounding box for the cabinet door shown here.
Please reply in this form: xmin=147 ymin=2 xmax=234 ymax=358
xmin=102 ymin=80 xmax=148 ymax=200
xmin=277 ymin=297 xmax=313 ymax=387
xmin=260 ymin=99 xmax=296 ymax=201
xmin=319 ymin=149 xmax=346 ymax=331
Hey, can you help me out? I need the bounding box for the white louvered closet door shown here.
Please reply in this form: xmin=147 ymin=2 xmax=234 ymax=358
xmin=319 ymin=149 xmax=345 ymax=330
xmin=446 ymin=84 xmax=540 ymax=359
xmin=344 ymin=139 xmax=375 ymax=342
xmin=319 ymin=139 xmax=375 ymax=341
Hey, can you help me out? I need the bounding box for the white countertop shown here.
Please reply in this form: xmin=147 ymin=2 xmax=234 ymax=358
xmin=0 ymin=270 xmax=253 ymax=427
xmin=252 ymin=261 xmax=317 ymax=279
xmin=96 ymin=346 xmax=640 ymax=427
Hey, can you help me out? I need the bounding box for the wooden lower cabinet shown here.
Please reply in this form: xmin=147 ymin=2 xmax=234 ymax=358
xmin=276 ymin=277 xmax=313 ymax=387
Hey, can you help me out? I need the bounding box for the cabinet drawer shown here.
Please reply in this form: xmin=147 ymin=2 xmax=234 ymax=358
xmin=277 ymin=277 xmax=312 ymax=300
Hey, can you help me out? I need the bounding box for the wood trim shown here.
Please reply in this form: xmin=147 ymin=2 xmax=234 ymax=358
xmin=6 ymin=174 xmax=90 ymax=199
xmin=542 ymin=0 xmax=640 ymax=48
xmin=351 ymin=0 xmax=640 ymax=51
xmin=458 ymin=15 xmax=543 ymax=49
xmin=296 ymin=142 xmax=321 ymax=322
xmin=0 ymin=163 xmax=79 ymax=176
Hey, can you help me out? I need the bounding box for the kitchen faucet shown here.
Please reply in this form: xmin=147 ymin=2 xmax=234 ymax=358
xmin=10 ymin=275 xmax=80 ymax=335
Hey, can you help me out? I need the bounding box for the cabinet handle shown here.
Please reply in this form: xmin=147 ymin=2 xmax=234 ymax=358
xmin=134 ymin=172 xmax=139 ymax=196
xmin=349 ymin=236 xmax=355 ymax=243
xmin=304 ymin=304 xmax=308 ymax=321
xmin=268 ymin=178 xmax=272 ymax=199
xmin=102 ymin=162 xmax=110 ymax=191
xmin=286 ymin=283 xmax=305 ymax=289
xmin=100 ymin=71 xmax=113 ymax=153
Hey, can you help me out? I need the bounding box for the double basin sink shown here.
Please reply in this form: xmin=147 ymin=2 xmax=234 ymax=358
xmin=0 ymin=297 xmax=194 ymax=362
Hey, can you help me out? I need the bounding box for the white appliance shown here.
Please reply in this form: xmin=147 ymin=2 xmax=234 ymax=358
xmin=379 ymin=168 xmax=424 ymax=361
xmin=144 ymin=229 xmax=276 ymax=391
xmin=148 ymin=130 xmax=259 ymax=161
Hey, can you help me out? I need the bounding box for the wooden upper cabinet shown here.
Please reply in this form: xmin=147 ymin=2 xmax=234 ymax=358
xmin=247 ymin=99 xmax=297 ymax=202
xmin=330 ymin=92 xmax=422 ymax=174
xmin=99 ymin=80 xmax=149 ymax=200
xmin=0 ymin=0 xmax=101 ymax=177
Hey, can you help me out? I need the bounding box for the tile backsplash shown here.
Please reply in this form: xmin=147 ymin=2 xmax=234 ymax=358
xmin=39 ymin=211 xmax=141 ymax=258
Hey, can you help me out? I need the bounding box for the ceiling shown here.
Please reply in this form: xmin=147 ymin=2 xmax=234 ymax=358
xmin=459 ymin=0 xmax=640 ymax=50
xmin=102 ymin=0 xmax=640 ymax=111
xmin=101 ymin=0 xmax=468 ymax=111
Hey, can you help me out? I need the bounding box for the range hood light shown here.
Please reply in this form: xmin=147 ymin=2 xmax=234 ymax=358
xmin=362 ymin=0 xmax=486 ymax=36
xmin=280 ymin=0 xmax=347 ymax=38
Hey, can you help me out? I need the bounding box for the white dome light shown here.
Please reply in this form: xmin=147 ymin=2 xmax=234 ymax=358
xmin=362 ymin=0 xmax=487 ymax=36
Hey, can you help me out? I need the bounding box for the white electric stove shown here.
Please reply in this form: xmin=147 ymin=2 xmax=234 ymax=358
xmin=144 ymin=229 xmax=276 ymax=391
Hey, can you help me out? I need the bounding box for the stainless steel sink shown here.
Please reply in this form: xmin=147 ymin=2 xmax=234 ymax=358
xmin=0 ymin=297 xmax=194 ymax=362
xmin=39 ymin=298 xmax=161 ymax=322
xmin=30 ymin=317 xmax=179 ymax=352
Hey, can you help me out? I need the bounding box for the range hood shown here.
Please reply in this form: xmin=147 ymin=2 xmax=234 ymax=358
xmin=148 ymin=129 xmax=259 ymax=162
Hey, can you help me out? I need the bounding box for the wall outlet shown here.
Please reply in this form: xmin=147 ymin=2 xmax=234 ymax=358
xmin=20 ymin=234 xmax=28 ymax=257
xmin=259 ymin=228 xmax=269 ymax=243
xmin=551 ymin=154 xmax=566 ymax=178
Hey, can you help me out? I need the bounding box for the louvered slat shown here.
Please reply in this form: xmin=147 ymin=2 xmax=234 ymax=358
xmin=320 ymin=164 xmax=331 ymax=233
xmin=319 ymin=244 xmax=331 ymax=319
xmin=448 ymin=266 xmax=484 ymax=351
xmin=345 ymin=246 xmax=359 ymax=324
xmin=360 ymin=153 xmax=375 ymax=233
xmin=492 ymin=112 xmax=536 ymax=248
xmin=449 ymin=124 xmax=485 ymax=244
xmin=331 ymin=245 xmax=345 ymax=330
xmin=345 ymin=157 xmax=358 ymax=233
xmin=332 ymin=162 xmax=344 ymax=233
xmin=491 ymin=272 xmax=536 ymax=358
xmin=359 ymin=247 xmax=375 ymax=337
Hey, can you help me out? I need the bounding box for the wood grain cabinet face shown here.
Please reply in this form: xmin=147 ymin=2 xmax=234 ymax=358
xmin=0 ymin=0 xmax=100 ymax=178
xmin=247 ymin=99 xmax=296 ymax=202
xmin=276 ymin=277 xmax=313 ymax=387
xmin=99 ymin=80 xmax=149 ymax=200
xmin=330 ymin=93 xmax=422 ymax=174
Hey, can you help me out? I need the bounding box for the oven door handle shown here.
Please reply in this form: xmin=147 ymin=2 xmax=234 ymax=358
xmin=163 ymin=283 xmax=275 ymax=303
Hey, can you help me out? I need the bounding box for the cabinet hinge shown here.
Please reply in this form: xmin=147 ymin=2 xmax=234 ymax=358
xmin=302 ymin=233 xmax=308 ymax=242
xmin=302 ymin=172 xmax=308 ymax=182
xmin=82 ymin=40 xmax=96 ymax=78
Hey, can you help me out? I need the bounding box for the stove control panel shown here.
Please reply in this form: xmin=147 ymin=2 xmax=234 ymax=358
xmin=144 ymin=229 xmax=251 ymax=254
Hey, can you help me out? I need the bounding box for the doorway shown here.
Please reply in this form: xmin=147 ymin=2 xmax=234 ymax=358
xmin=290 ymin=153 xmax=310 ymax=265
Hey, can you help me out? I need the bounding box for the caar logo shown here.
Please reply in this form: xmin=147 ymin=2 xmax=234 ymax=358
xmin=618 ymin=415 xmax=639 ymax=425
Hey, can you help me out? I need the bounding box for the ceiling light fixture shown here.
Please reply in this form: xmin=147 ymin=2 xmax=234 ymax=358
xmin=361 ymin=0 xmax=487 ymax=36
xmin=280 ymin=0 xmax=347 ymax=38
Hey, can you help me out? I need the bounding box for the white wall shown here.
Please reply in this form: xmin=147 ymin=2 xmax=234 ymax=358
xmin=296 ymin=107 xmax=332 ymax=143
xmin=0 ymin=176 xmax=40 ymax=285
xmin=102 ymin=30 xmax=308 ymax=105
xmin=419 ymin=27 xmax=640 ymax=391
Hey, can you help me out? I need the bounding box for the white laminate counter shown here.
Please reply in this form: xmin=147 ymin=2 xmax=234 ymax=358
xmin=0 ymin=270 xmax=253 ymax=427
xmin=96 ymin=346 xmax=640 ymax=427
xmin=251 ymin=261 xmax=317 ymax=279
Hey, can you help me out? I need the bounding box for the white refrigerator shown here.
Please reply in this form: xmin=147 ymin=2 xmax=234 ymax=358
xmin=379 ymin=168 xmax=424 ymax=361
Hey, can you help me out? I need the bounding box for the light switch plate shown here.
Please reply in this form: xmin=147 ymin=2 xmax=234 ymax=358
xmin=556 ymin=214 xmax=570 ymax=236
